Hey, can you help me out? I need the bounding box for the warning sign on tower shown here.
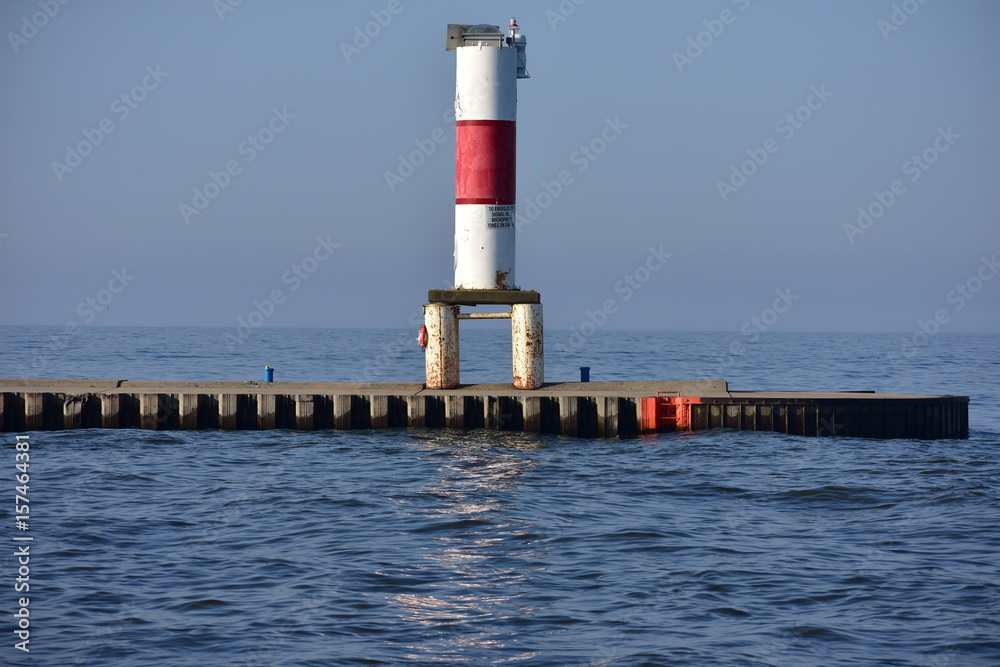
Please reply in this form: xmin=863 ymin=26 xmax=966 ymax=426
xmin=487 ymin=205 xmax=515 ymax=229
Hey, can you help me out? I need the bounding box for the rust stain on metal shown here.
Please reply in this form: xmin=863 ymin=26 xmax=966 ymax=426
xmin=494 ymin=269 xmax=510 ymax=289
xmin=511 ymin=303 xmax=544 ymax=390
xmin=424 ymin=304 xmax=461 ymax=389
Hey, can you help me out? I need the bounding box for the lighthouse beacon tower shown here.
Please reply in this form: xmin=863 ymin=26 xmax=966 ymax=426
xmin=451 ymin=20 xmax=527 ymax=289
xmin=423 ymin=19 xmax=542 ymax=391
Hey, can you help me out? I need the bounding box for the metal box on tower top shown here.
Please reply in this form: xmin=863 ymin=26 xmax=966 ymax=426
xmin=447 ymin=20 xmax=528 ymax=291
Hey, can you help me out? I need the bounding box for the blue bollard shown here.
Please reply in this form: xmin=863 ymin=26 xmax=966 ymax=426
xmin=580 ymin=366 xmax=590 ymax=383
xmin=263 ymin=366 xmax=274 ymax=383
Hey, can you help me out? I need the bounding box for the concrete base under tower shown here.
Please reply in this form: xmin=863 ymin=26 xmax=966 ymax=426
xmin=424 ymin=302 xmax=543 ymax=390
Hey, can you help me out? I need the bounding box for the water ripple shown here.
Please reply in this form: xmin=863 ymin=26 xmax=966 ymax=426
xmin=2 ymin=329 xmax=999 ymax=666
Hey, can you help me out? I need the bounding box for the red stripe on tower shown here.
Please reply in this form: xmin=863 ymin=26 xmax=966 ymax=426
xmin=455 ymin=120 xmax=516 ymax=206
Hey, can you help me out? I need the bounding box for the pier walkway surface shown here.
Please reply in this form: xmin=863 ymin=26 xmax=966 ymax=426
xmin=0 ymin=379 xmax=968 ymax=439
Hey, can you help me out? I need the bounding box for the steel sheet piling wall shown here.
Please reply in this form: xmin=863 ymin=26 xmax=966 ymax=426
xmin=0 ymin=386 xmax=970 ymax=439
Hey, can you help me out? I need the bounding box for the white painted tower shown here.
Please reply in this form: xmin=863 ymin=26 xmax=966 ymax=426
xmin=448 ymin=19 xmax=529 ymax=290
xmin=425 ymin=19 xmax=541 ymax=391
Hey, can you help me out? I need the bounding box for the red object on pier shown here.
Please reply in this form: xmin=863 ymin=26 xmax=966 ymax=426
xmin=641 ymin=392 xmax=702 ymax=433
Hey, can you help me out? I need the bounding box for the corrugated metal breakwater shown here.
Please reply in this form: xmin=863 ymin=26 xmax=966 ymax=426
xmin=0 ymin=380 xmax=968 ymax=439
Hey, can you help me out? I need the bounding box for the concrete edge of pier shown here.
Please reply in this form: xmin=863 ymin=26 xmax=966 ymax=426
xmin=0 ymin=379 xmax=729 ymax=397
xmin=0 ymin=379 xmax=969 ymax=439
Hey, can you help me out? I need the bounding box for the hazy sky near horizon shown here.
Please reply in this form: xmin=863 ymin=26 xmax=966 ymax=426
xmin=1 ymin=0 xmax=997 ymax=334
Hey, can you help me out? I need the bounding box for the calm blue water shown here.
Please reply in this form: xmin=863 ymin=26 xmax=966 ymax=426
xmin=1 ymin=326 xmax=999 ymax=666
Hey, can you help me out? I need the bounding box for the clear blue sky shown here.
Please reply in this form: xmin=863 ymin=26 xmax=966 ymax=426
xmin=1 ymin=0 xmax=997 ymax=333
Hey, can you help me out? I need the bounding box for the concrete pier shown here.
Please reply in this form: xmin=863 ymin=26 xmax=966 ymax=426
xmin=0 ymin=379 xmax=968 ymax=439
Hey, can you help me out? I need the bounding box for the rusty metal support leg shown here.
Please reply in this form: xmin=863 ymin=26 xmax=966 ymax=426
xmin=424 ymin=303 xmax=460 ymax=389
xmin=511 ymin=303 xmax=543 ymax=390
